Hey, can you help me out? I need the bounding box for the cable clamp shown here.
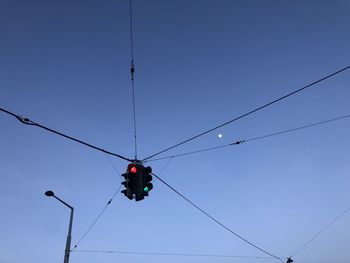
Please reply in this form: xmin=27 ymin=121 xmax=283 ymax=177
xmin=231 ymin=140 xmax=245 ymax=145
xmin=16 ymin=115 xmax=33 ymax=124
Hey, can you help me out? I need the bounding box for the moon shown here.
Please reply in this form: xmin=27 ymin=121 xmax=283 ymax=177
xmin=218 ymin=134 xmax=223 ymax=138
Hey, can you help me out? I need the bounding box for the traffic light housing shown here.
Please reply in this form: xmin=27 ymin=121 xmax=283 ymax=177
xmin=141 ymin=166 xmax=153 ymax=197
xmin=121 ymin=163 xmax=153 ymax=201
xmin=121 ymin=163 xmax=140 ymax=200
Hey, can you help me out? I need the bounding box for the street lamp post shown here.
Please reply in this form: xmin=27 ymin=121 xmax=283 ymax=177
xmin=45 ymin=190 xmax=74 ymax=263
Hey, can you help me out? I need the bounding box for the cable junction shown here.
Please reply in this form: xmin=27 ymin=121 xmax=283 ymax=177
xmin=152 ymin=172 xmax=284 ymax=262
xmin=145 ymin=113 xmax=350 ymax=162
xmin=0 ymin=107 xmax=132 ymax=162
xmin=143 ymin=65 xmax=350 ymax=161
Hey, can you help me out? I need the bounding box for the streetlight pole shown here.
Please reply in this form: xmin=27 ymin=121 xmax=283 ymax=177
xmin=45 ymin=190 xmax=74 ymax=263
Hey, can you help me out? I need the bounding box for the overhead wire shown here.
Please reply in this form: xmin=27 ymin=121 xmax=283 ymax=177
xmin=74 ymin=155 xmax=123 ymax=249
xmin=147 ymin=142 xmax=242 ymax=162
xmin=129 ymin=0 xmax=135 ymax=61
xmin=289 ymin=204 xmax=350 ymax=258
xmin=73 ymin=186 xmax=121 ymax=249
xmin=245 ymin=113 xmax=350 ymax=142
xmin=129 ymin=0 xmax=138 ymax=160
xmin=143 ymin=65 xmax=350 ymax=161
xmin=151 ymin=172 xmax=284 ymax=262
xmin=150 ymin=157 xmax=174 ymax=188
xmin=145 ymin=113 xmax=350 ymax=162
xmin=71 ymin=249 xmax=278 ymax=259
xmin=0 ymin=107 xmax=132 ymax=162
xmin=105 ymin=153 xmax=122 ymax=174
xmin=157 ymin=157 xmax=174 ymax=175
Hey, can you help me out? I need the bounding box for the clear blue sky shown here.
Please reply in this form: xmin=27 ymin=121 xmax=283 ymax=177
xmin=1 ymin=1 xmax=350 ymax=263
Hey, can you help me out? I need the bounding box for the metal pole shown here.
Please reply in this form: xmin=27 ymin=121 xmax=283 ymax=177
xmin=64 ymin=207 xmax=74 ymax=263
xmin=49 ymin=194 xmax=74 ymax=263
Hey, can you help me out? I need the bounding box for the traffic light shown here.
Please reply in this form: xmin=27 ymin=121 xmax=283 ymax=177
xmin=121 ymin=163 xmax=140 ymax=200
xmin=121 ymin=163 xmax=153 ymax=201
xmin=135 ymin=165 xmax=153 ymax=201
xmin=141 ymin=166 xmax=153 ymax=197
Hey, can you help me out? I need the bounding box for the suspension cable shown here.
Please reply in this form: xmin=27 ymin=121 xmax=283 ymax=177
xmin=0 ymin=107 xmax=132 ymax=162
xmin=143 ymin=65 xmax=350 ymax=161
xmin=129 ymin=0 xmax=138 ymax=159
xmin=73 ymin=155 xmax=123 ymax=249
xmin=72 ymin=249 xmax=278 ymax=259
xmin=145 ymin=113 xmax=350 ymax=162
xmin=152 ymin=172 xmax=284 ymax=262
xmin=289 ymin=204 xmax=350 ymax=258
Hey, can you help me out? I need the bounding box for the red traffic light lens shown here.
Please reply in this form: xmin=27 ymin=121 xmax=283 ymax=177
xmin=130 ymin=166 xmax=137 ymax=173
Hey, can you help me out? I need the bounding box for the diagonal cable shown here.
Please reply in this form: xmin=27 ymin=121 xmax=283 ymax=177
xmin=73 ymin=186 xmax=122 ymax=249
xmin=0 ymin=107 xmax=132 ymax=162
xmin=105 ymin=153 xmax=121 ymax=174
xmin=147 ymin=142 xmax=242 ymax=162
xmin=143 ymin=65 xmax=350 ymax=161
xmin=290 ymin=204 xmax=350 ymax=258
xmin=146 ymin=113 xmax=350 ymax=162
xmin=152 ymin=172 xmax=284 ymax=262
xmin=158 ymin=157 xmax=173 ymax=175
xmin=73 ymin=155 xmax=123 ymax=249
xmin=245 ymin=114 xmax=350 ymax=143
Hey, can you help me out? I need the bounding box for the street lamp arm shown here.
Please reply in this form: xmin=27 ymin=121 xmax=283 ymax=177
xmin=53 ymin=195 xmax=74 ymax=210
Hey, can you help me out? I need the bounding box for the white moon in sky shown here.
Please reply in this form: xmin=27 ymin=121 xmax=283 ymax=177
xmin=218 ymin=134 xmax=223 ymax=138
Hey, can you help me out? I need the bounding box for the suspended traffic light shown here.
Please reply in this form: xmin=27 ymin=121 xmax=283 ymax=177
xmin=121 ymin=163 xmax=153 ymax=201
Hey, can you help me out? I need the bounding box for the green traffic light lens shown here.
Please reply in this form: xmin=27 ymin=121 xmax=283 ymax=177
xmin=144 ymin=187 xmax=149 ymax=192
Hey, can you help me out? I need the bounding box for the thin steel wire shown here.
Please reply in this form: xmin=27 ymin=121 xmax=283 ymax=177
xmin=72 ymin=249 xmax=278 ymax=259
xmin=246 ymin=114 xmax=350 ymax=142
xmin=290 ymin=205 xmax=350 ymax=257
xmin=129 ymin=0 xmax=138 ymax=159
xmin=143 ymin=65 xmax=350 ymax=161
xmin=129 ymin=0 xmax=134 ymax=60
xmin=146 ymin=113 xmax=350 ymax=162
xmin=73 ymin=155 xmax=123 ymax=249
xmin=157 ymin=157 xmax=173 ymax=175
xmin=73 ymin=186 xmax=121 ymax=249
xmin=152 ymin=172 xmax=284 ymax=262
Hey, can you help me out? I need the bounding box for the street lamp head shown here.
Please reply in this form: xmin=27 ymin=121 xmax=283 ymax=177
xmin=45 ymin=190 xmax=54 ymax=197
